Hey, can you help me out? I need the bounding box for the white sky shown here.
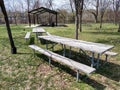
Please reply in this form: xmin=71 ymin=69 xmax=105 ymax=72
xmin=4 ymin=0 xmax=70 ymax=11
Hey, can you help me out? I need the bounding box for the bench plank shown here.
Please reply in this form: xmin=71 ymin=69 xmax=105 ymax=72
xmin=29 ymin=45 xmax=95 ymax=75
xmin=104 ymin=51 xmax=118 ymax=56
xmin=46 ymin=32 xmax=51 ymax=36
xmin=25 ymin=32 xmax=31 ymax=39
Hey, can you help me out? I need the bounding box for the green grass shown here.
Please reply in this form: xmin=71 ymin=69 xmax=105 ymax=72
xmin=0 ymin=23 xmax=120 ymax=90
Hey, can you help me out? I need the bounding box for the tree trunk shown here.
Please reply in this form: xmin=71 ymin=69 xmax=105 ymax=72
xmin=75 ymin=14 xmax=79 ymax=39
xmin=79 ymin=0 xmax=84 ymax=32
xmin=100 ymin=17 xmax=102 ymax=29
xmin=74 ymin=0 xmax=79 ymax=39
xmin=100 ymin=15 xmax=104 ymax=29
xmin=14 ymin=16 xmax=17 ymax=25
xmin=79 ymin=14 xmax=82 ymax=32
xmin=118 ymin=22 xmax=120 ymax=32
xmin=0 ymin=0 xmax=17 ymax=54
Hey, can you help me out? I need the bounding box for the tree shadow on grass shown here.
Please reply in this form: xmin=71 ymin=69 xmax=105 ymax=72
xmin=29 ymin=37 xmax=35 ymax=45
xmin=85 ymin=31 xmax=120 ymax=36
xmin=96 ymin=60 xmax=120 ymax=82
xmin=35 ymin=52 xmax=106 ymax=90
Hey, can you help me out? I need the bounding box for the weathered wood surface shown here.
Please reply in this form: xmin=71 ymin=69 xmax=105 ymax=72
xmin=46 ymin=32 xmax=51 ymax=36
xmin=24 ymin=32 xmax=31 ymax=39
xmin=32 ymin=27 xmax=46 ymax=33
xmin=38 ymin=35 xmax=114 ymax=54
xmin=104 ymin=51 xmax=118 ymax=56
xmin=29 ymin=45 xmax=96 ymax=74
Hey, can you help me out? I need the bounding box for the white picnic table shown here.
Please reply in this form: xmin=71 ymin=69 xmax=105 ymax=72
xmin=32 ymin=27 xmax=46 ymax=40
xmin=32 ymin=27 xmax=46 ymax=33
xmin=38 ymin=35 xmax=114 ymax=68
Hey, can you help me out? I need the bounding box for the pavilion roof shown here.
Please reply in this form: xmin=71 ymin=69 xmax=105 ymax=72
xmin=28 ymin=7 xmax=58 ymax=15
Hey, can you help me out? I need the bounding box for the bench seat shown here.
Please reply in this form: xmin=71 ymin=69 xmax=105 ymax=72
xmin=46 ymin=32 xmax=51 ymax=36
xmin=25 ymin=32 xmax=31 ymax=39
xmin=29 ymin=45 xmax=96 ymax=81
xmin=104 ymin=51 xmax=118 ymax=56
xmin=104 ymin=51 xmax=118 ymax=63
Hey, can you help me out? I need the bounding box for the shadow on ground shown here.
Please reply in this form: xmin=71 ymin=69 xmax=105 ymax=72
xmin=35 ymin=51 xmax=106 ymax=89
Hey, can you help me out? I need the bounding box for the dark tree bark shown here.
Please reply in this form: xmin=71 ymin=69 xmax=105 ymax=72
xmin=74 ymin=0 xmax=79 ymax=39
xmin=99 ymin=0 xmax=110 ymax=29
xmin=69 ymin=0 xmax=75 ymax=22
xmin=113 ymin=0 xmax=120 ymax=25
xmin=86 ymin=0 xmax=99 ymax=23
xmin=79 ymin=0 xmax=84 ymax=32
xmin=0 ymin=0 xmax=17 ymax=54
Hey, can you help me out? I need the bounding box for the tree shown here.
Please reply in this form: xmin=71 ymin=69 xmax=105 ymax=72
xmin=46 ymin=0 xmax=54 ymax=9
xmin=8 ymin=0 xmax=19 ymax=25
xmin=90 ymin=0 xmax=99 ymax=23
xmin=99 ymin=0 xmax=110 ymax=29
xmin=69 ymin=0 xmax=75 ymax=22
xmin=33 ymin=0 xmax=41 ymax=9
xmin=74 ymin=0 xmax=79 ymax=39
xmin=78 ymin=0 xmax=84 ymax=32
xmin=118 ymin=22 xmax=120 ymax=32
xmin=74 ymin=0 xmax=84 ymax=39
xmin=113 ymin=0 xmax=120 ymax=24
xmin=0 ymin=0 xmax=17 ymax=54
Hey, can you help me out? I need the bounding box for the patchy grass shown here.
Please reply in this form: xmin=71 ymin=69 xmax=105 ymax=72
xmin=0 ymin=23 xmax=120 ymax=90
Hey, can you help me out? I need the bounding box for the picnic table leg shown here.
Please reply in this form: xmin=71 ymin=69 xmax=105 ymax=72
xmin=105 ymin=54 xmax=108 ymax=63
xmin=36 ymin=33 xmax=38 ymax=42
xmin=69 ymin=46 xmax=72 ymax=58
xmin=49 ymin=57 xmax=51 ymax=66
xmin=96 ymin=54 xmax=100 ymax=68
xmin=76 ymin=70 xmax=79 ymax=82
xmin=63 ymin=45 xmax=66 ymax=56
xmin=46 ymin=41 xmax=48 ymax=50
xmin=91 ymin=52 xmax=95 ymax=67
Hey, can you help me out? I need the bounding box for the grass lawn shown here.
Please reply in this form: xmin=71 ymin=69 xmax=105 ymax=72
xmin=0 ymin=23 xmax=120 ymax=90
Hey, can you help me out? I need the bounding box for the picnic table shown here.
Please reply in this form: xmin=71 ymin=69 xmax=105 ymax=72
xmin=32 ymin=27 xmax=46 ymax=38
xmin=38 ymin=35 xmax=114 ymax=68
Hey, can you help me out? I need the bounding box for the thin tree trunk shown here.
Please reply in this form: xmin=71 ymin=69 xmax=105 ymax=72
xmin=74 ymin=0 xmax=79 ymax=39
xmin=14 ymin=16 xmax=17 ymax=25
xmin=118 ymin=22 xmax=120 ymax=32
xmin=0 ymin=0 xmax=17 ymax=54
xmin=79 ymin=14 xmax=82 ymax=32
xmin=100 ymin=16 xmax=103 ymax=29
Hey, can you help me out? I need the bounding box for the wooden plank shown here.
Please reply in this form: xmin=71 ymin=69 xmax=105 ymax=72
xmin=25 ymin=32 xmax=31 ymax=39
xmin=38 ymin=35 xmax=114 ymax=54
xmin=29 ymin=45 xmax=96 ymax=74
xmin=46 ymin=32 xmax=51 ymax=36
xmin=32 ymin=27 xmax=46 ymax=33
xmin=104 ymin=51 xmax=118 ymax=56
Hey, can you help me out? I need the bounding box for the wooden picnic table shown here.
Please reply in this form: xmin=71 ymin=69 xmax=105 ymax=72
xmin=38 ymin=35 xmax=114 ymax=68
xmin=32 ymin=27 xmax=46 ymax=40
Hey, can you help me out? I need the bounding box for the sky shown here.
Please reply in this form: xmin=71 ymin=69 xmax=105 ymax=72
xmin=4 ymin=0 xmax=70 ymax=11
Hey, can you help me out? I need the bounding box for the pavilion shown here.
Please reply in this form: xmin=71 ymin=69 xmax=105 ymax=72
xmin=28 ymin=7 xmax=58 ymax=27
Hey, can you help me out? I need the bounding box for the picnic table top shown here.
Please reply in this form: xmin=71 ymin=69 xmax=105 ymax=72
xmin=38 ymin=35 xmax=114 ymax=54
xmin=32 ymin=27 xmax=46 ymax=33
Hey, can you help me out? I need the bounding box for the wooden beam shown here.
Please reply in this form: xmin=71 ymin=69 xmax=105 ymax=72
xmin=56 ymin=13 xmax=58 ymax=26
xmin=28 ymin=13 xmax=31 ymax=26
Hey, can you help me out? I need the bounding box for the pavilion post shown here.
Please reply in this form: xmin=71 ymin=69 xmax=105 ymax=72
xmin=0 ymin=0 xmax=17 ymax=54
xmin=33 ymin=14 xmax=36 ymax=25
xmin=56 ymin=13 xmax=57 ymax=26
xmin=37 ymin=14 xmax=39 ymax=24
xmin=28 ymin=13 xmax=31 ymax=26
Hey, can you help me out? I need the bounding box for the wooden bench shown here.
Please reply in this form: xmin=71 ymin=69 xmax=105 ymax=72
xmin=24 ymin=32 xmax=31 ymax=41
xmin=46 ymin=32 xmax=51 ymax=36
xmin=104 ymin=51 xmax=118 ymax=62
xmin=29 ymin=45 xmax=96 ymax=81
